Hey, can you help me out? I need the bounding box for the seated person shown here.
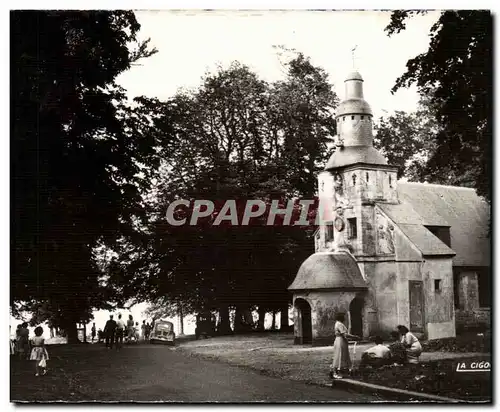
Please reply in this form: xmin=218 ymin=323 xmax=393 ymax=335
xmin=397 ymin=325 xmax=422 ymax=364
xmin=387 ymin=331 xmax=407 ymax=365
xmin=360 ymin=336 xmax=391 ymax=368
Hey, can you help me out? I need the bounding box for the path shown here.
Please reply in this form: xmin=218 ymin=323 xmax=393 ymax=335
xmin=10 ymin=344 xmax=382 ymax=402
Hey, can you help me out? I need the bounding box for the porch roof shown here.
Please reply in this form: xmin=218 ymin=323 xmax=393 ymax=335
xmin=288 ymin=251 xmax=367 ymax=291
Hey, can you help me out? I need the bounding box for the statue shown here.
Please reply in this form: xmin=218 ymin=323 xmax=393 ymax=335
xmin=333 ymin=173 xmax=350 ymax=209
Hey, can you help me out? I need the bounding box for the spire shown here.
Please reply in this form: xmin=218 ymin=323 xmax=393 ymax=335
xmin=351 ymin=45 xmax=358 ymax=70
xmin=324 ymin=70 xmax=387 ymax=170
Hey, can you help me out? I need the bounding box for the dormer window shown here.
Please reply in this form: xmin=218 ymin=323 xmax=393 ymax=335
xmin=425 ymin=226 xmax=451 ymax=247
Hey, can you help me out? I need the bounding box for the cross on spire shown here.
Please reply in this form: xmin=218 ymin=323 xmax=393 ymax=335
xmin=351 ymin=45 xmax=358 ymax=70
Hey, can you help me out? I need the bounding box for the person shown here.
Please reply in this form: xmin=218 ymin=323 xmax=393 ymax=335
xmin=360 ymin=336 xmax=391 ymax=369
xmin=91 ymin=323 xmax=96 ymax=343
xmin=134 ymin=322 xmax=140 ymax=342
xmin=104 ymin=315 xmax=117 ymax=349
xmin=17 ymin=323 xmax=30 ymax=360
xmin=14 ymin=324 xmax=21 ymax=357
xmin=330 ymin=313 xmax=359 ymax=379
xmin=145 ymin=322 xmax=151 ymax=341
xmin=387 ymin=331 xmax=407 ymax=364
xmin=397 ymin=325 xmax=422 ymax=364
xmin=127 ymin=315 xmax=135 ymax=342
xmin=10 ymin=325 xmax=15 ymax=356
xmin=30 ymin=326 xmax=49 ymax=376
xmin=115 ymin=314 xmax=125 ymax=350
xmin=141 ymin=320 xmax=146 ymax=341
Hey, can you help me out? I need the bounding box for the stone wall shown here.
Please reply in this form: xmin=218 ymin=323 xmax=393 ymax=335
xmin=363 ymin=261 xmax=398 ymax=335
xmin=422 ymin=258 xmax=456 ymax=339
xmin=454 ymin=270 xmax=491 ymax=333
xmin=455 ymin=308 xmax=491 ymax=333
xmin=292 ymin=291 xmax=359 ymax=346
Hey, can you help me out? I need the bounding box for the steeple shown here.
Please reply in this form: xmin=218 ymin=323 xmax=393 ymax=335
xmin=325 ymin=71 xmax=387 ymax=170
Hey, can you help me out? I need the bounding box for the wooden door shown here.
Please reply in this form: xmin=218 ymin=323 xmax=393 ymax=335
xmin=409 ymin=280 xmax=425 ymax=332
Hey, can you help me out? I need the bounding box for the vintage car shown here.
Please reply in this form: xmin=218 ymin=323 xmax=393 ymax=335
xmin=195 ymin=312 xmax=216 ymax=339
xmin=150 ymin=320 xmax=175 ymax=345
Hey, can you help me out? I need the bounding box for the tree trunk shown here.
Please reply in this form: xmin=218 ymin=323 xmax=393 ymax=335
xmin=65 ymin=321 xmax=79 ymax=344
xmin=217 ymin=304 xmax=232 ymax=335
xmin=280 ymin=304 xmax=289 ymax=330
xmin=257 ymin=306 xmax=266 ymax=331
xmin=271 ymin=311 xmax=276 ymax=330
xmin=243 ymin=308 xmax=253 ymax=330
xmin=83 ymin=323 xmax=87 ymax=343
xmin=234 ymin=307 xmax=244 ymax=333
xmin=178 ymin=305 xmax=184 ymax=335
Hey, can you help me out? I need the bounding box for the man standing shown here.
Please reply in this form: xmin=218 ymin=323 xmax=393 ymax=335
xmin=91 ymin=323 xmax=96 ymax=343
xmin=115 ymin=314 xmax=125 ymax=350
xmin=104 ymin=315 xmax=117 ymax=349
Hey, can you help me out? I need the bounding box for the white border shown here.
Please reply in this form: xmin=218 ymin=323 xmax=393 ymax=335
xmin=3 ymin=2 xmax=498 ymax=412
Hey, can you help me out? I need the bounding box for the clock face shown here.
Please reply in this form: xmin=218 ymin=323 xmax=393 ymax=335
xmin=334 ymin=217 xmax=345 ymax=232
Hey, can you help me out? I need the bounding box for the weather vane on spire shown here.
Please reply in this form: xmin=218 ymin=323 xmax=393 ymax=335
xmin=351 ymin=45 xmax=358 ymax=70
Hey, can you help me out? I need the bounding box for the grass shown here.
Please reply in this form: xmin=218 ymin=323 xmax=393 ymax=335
xmin=357 ymin=357 xmax=491 ymax=401
xmin=421 ymin=332 xmax=490 ymax=353
xmin=180 ymin=332 xmax=492 ymax=401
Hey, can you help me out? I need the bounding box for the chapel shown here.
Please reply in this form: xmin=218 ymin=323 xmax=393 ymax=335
xmin=288 ymin=70 xmax=490 ymax=345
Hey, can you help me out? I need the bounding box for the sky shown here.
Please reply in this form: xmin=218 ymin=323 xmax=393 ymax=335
xmin=117 ymin=10 xmax=442 ymax=120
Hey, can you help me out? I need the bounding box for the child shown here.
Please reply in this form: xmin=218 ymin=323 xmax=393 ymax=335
xmin=30 ymin=326 xmax=49 ymax=376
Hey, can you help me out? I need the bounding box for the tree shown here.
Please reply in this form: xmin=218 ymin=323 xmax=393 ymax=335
xmin=114 ymin=54 xmax=336 ymax=332
xmin=11 ymin=11 xmax=168 ymax=341
xmin=385 ymin=10 xmax=492 ymax=200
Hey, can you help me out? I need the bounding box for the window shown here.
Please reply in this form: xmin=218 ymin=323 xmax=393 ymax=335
xmin=366 ymin=172 xmax=369 ymax=183
xmin=325 ymin=222 xmax=334 ymax=242
xmin=361 ymin=115 xmax=364 ymax=120
xmin=352 ymin=174 xmax=357 ymax=186
xmin=351 ymin=115 xmax=355 ymax=120
xmin=425 ymin=226 xmax=451 ymax=247
xmin=434 ymin=279 xmax=441 ymax=292
xmin=348 ymin=218 xmax=357 ymax=239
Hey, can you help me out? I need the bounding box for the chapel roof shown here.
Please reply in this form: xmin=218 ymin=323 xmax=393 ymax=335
xmin=288 ymin=251 xmax=367 ymax=291
xmin=345 ymin=71 xmax=364 ymax=81
xmin=380 ymin=182 xmax=490 ymax=267
xmin=325 ymin=146 xmax=388 ymax=170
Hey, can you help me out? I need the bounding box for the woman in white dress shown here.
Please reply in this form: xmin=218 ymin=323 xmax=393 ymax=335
xmin=331 ymin=313 xmax=359 ymax=379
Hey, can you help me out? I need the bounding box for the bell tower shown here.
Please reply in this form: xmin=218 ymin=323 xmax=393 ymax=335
xmin=317 ymin=70 xmax=399 ymax=257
